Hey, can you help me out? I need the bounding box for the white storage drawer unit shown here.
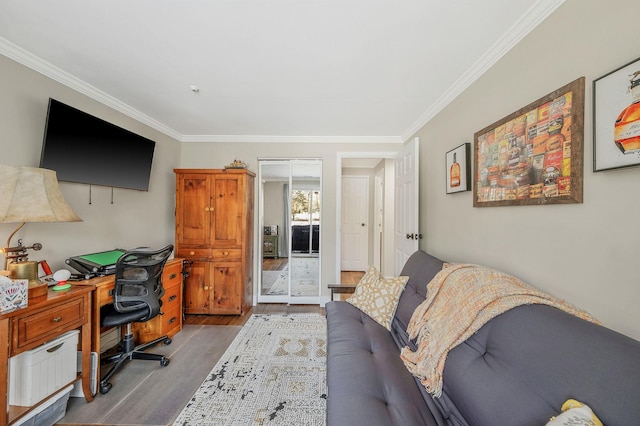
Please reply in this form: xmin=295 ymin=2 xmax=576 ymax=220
xmin=9 ymin=330 xmax=79 ymax=406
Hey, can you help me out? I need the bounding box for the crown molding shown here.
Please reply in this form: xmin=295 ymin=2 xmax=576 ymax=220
xmin=0 ymin=36 xmax=183 ymax=141
xmin=1 ymin=37 xmax=402 ymax=145
xmin=2 ymin=0 xmax=565 ymax=146
xmin=180 ymin=134 xmax=404 ymax=144
xmin=401 ymin=0 xmax=566 ymax=141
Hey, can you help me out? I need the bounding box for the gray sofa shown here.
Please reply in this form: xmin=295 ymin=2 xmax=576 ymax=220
xmin=326 ymin=250 xmax=640 ymax=425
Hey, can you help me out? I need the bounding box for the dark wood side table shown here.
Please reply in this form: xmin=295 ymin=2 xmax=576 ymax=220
xmin=328 ymin=283 xmax=357 ymax=301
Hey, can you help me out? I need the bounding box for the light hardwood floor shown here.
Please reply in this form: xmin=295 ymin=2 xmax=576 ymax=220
xmin=58 ymin=272 xmax=364 ymax=425
xmin=58 ymin=304 xmax=324 ymax=425
xmin=185 ymin=271 xmax=363 ymax=326
xmin=184 ymin=303 xmax=325 ymax=326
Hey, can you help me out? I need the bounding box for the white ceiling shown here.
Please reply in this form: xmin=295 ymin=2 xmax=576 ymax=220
xmin=0 ymin=0 xmax=564 ymax=143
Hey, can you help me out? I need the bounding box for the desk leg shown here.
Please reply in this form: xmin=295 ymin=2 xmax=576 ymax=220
xmin=81 ymin=299 xmax=94 ymax=402
xmin=1 ymin=318 xmax=8 ymax=425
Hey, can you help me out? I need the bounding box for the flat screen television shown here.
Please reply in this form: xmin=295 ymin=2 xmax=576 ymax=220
xmin=39 ymin=98 xmax=156 ymax=191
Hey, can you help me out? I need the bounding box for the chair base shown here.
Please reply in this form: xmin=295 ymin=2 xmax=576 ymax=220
xmin=99 ymin=328 xmax=171 ymax=394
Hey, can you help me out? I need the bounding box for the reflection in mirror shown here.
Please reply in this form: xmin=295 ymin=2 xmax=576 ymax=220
xmin=260 ymin=162 xmax=289 ymax=297
xmin=259 ymin=160 xmax=321 ymax=301
xmin=290 ymin=161 xmax=321 ymax=297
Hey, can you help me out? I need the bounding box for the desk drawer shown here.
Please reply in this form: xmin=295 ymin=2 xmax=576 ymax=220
xmin=163 ymin=261 xmax=183 ymax=287
xmin=132 ymin=303 xmax=181 ymax=344
xmin=97 ymin=281 xmax=114 ymax=304
xmin=14 ymin=298 xmax=85 ymax=354
xmin=161 ymin=303 xmax=181 ymax=335
xmin=163 ymin=283 xmax=182 ymax=308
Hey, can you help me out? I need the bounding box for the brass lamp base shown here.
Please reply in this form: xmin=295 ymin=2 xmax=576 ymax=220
xmin=8 ymin=261 xmax=47 ymax=300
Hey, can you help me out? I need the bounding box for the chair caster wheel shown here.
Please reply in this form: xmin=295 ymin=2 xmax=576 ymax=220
xmin=100 ymin=381 xmax=112 ymax=394
xmin=160 ymin=357 xmax=170 ymax=367
xmin=163 ymin=338 xmax=172 ymax=345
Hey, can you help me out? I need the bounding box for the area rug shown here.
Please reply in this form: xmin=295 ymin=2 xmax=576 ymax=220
xmin=173 ymin=314 xmax=327 ymax=426
xmin=267 ymin=257 xmax=319 ymax=296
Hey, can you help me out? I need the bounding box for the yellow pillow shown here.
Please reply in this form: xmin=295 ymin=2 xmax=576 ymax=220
xmin=546 ymin=399 xmax=603 ymax=426
xmin=347 ymin=266 xmax=409 ymax=330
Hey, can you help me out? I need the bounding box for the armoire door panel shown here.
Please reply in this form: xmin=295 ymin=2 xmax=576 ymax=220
xmin=212 ymin=262 xmax=242 ymax=314
xmin=176 ymin=174 xmax=211 ymax=245
xmin=212 ymin=176 xmax=242 ymax=247
xmin=183 ymin=260 xmax=212 ymax=314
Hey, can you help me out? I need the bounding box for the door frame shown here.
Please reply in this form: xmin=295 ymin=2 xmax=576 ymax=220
xmin=336 ymin=151 xmax=397 ymax=283
xmin=394 ymin=137 xmax=420 ymax=275
xmin=373 ymin=167 xmax=385 ymax=271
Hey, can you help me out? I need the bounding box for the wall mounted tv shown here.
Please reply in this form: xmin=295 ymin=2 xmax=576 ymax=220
xmin=39 ymin=98 xmax=156 ymax=191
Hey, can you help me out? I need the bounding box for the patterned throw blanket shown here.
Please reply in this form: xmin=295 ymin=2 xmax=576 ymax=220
xmin=400 ymin=263 xmax=598 ymax=398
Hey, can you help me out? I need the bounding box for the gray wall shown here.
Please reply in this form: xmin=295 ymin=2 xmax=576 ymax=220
xmin=411 ymin=0 xmax=640 ymax=340
xmin=0 ymin=54 xmax=181 ymax=272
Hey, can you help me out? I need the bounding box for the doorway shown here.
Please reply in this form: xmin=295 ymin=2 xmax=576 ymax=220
xmin=258 ymin=159 xmax=322 ymax=304
xmin=336 ymin=151 xmax=399 ymax=284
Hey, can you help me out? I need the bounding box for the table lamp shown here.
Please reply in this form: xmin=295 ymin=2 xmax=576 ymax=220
xmin=0 ymin=165 xmax=82 ymax=297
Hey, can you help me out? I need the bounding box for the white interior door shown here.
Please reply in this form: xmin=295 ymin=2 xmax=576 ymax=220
xmin=394 ymin=137 xmax=420 ymax=275
xmin=341 ymin=176 xmax=369 ymax=271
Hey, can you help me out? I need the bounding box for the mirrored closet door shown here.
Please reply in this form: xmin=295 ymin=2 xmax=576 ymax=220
xmin=258 ymin=159 xmax=322 ymax=304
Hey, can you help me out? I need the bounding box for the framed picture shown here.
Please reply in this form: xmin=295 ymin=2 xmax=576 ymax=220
xmin=593 ymin=56 xmax=640 ymax=171
xmin=446 ymin=143 xmax=470 ymax=194
xmin=263 ymin=225 xmax=278 ymax=235
xmin=473 ymin=77 xmax=585 ymax=207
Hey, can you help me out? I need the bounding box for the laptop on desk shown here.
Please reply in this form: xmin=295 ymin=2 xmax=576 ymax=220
xmin=65 ymin=249 xmax=126 ymax=277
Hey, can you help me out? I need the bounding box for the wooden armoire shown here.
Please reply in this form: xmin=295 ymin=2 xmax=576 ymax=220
xmin=174 ymin=168 xmax=255 ymax=315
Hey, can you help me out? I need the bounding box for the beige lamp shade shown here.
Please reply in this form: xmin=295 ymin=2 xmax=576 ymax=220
xmin=0 ymin=165 xmax=82 ymax=223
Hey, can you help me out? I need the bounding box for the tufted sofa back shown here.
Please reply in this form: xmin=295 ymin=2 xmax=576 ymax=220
xmin=391 ymin=250 xmax=640 ymax=426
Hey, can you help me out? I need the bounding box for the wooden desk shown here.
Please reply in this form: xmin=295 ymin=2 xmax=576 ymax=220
xmin=328 ymin=283 xmax=357 ymax=301
xmin=74 ymin=258 xmax=184 ymax=379
xmin=0 ymin=285 xmax=94 ymax=426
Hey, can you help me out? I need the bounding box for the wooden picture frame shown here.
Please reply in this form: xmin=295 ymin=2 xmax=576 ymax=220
xmin=446 ymin=143 xmax=471 ymax=194
xmin=593 ymin=56 xmax=640 ymax=171
xmin=473 ymin=77 xmax=585 ymax=207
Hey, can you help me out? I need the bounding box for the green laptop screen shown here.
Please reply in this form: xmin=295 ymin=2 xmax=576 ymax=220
xmin=78 ymin=250 xmax=125 ymax=266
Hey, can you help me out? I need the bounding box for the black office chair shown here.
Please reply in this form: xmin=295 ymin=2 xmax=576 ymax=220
xmin=99 ymin=244 xmax=174 ymax=394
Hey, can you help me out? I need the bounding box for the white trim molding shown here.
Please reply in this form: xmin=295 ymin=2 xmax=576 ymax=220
xmin=401 ymin=0 xmax=566 ymax=141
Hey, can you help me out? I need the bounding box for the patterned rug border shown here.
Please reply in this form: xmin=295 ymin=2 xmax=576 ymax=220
xmin=173 ymin=313 xmax=327 ymax=426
